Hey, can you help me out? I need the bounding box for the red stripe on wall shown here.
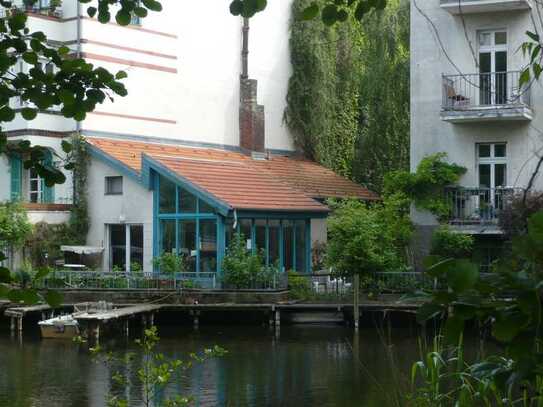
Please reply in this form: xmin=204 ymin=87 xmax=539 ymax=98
xmin=88 ymin=111 xmax=177 ymax=124
xmin=80 ymin=39 xmax=177 ymax=60
xmin=81 ymin=52 xmax=177 ymax=74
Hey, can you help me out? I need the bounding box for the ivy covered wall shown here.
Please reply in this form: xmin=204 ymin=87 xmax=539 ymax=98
xmin=285 ymin=0 xmax=410 ymax=193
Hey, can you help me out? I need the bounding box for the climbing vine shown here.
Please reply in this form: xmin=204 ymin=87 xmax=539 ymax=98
xmin=285 ymin=0 xmax=410 ymax=190
xmin=66 ymin=134 xmax=90 ymax=244
xmin=384 ymin=153 xmax=467 ymax=220
xmin=24 ymin=134 xmax=90 ymax=267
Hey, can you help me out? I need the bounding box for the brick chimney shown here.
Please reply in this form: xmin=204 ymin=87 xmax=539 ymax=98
xmin=239 ymin=18 xmax=265 ymax=154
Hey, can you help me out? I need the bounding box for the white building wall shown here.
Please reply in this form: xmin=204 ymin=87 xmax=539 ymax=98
xmin=2 ymin=0 xmax=301 ymax=259
xmin=86 ymin=157 xmax=153 ymax=272
xmin=410 ymin=3 xmax=541 ymax=226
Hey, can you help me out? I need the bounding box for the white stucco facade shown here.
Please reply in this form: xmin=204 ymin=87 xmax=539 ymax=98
xmin=86 ymin=157 xmax=153 ymax=272
xmin=410 ymin=1 xmax=542 ymax=227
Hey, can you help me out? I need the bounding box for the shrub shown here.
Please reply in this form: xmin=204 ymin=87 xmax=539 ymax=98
xmin=499 ymin=191 xmax=543 ymax=238
xmin=287 ymin=271 xmax=313 ymax=300
xmin=222 ymin=234 xmax=279 ymax=289
xmin=430 ymin=227 xmax=474 ymax=259
xmin=384 ymin=153 xmax=466 ymax=219
xmin=152 ymin=253 xmax=187 ymax=274
xmin=0 ymin=201 xmax=32 ymax=249
xmin=131 ymin=261 xmax=143 ymax=273
xmin=326 ymin=199 xmax=407 ymax=276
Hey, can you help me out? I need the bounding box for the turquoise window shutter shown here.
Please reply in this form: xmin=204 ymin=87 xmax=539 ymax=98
xmin=42 ymin=150 xmax=55 ymax=204
xmin=10 ymin=155 xmax=22 ymax=201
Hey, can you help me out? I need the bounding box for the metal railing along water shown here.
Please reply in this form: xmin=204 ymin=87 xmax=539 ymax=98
xmin=442 ymin=71 xmax=530 ymax=110
xmin=445 ymin=187 xmax=522 ymax=225
xmin=37 ymin=271 xmax=218 ymax=290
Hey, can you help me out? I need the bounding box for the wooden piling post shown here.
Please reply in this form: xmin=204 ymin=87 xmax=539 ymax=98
xmin=17 ymin=317 xmax=23 ymax=333
xmin=149 ymin=313 xmax=155 ymax=327
xmin=275 ymin=309 xmax=281 ymax=327
xmin=193 ymin=311 xmax=200 ymax=329
xmin=94 ymin=322 xmax=100 ymax=342
xmin=353 ymin=274 xmax=360 ymax=330
xmin=10 ymin=317 xmax=15 ymax=333
xmin=142 ymin=314 xmax=148 ymax=330
xmin=124 ymin=319 xmax=129 ymax=337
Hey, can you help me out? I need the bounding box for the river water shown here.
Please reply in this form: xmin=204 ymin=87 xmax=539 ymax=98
xmin=0 ymin=323 xmax=427 ymax=407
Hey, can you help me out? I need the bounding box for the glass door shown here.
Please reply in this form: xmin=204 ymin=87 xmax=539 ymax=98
xmin=477 ymin=143 xmax=507 ymax=219
xmin=479 ymin=30 xmax=507 ymax=106
xmin=109 ymin=224 xmax=144 ymax=272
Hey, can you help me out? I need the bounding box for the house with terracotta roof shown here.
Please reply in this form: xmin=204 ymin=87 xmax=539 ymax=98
xmin=1 ymin=1 xmax=377 ymax=278
xmin=85 ymin=137 xmax=376 ymax=276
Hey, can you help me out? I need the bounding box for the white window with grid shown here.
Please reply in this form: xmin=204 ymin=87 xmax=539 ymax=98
xmin=29 ymin=168 xmax=44 ymax=203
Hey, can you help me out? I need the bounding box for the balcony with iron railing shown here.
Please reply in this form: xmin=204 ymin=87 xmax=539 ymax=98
xmin=441 ymin=71 xmax=533 ymax=123
xmin=444 ymin=186 xmax=523 ymax=233
xmin=440 ymin=0 xmax=531 ymax=15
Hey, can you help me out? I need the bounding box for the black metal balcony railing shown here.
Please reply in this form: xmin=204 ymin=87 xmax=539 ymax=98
xmin=442 ymin=71 xmax=531 ymax=110
xmin=445 ymin=187 xmax=523 ymax=225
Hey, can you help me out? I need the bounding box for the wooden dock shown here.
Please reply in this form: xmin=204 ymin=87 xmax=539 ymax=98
xmin=73 ymin=303 xmax=163 ymax=341
xmin=1 ymin=299 xmax=421 ymax=339
xmin=5 ymin=304 xmax=57 ymax=333
xmin=161 ymin=301 xmax=421 ymax=327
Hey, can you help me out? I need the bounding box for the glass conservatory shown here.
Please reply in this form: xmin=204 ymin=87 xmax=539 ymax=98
xmin=152 ymin=172 xmax=320 ymax=276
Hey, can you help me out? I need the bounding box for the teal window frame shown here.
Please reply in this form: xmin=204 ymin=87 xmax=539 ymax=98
xmin=155 ymin=174 xmax=222 ymax=275
xmin=10 ymin=154 xmax=22 ymax=201
xmin=232 ymin=216 xmax=312 ymax=273
xmin=149 ymin=166 xmax=318 ymax=277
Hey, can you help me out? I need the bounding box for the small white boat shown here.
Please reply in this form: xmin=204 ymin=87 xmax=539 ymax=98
xmin=39 ymin=315 xmax=80 ymax=339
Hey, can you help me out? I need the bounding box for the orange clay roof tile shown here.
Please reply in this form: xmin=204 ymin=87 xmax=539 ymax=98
xmin=86 ymin=137 xmax=378 ymax=212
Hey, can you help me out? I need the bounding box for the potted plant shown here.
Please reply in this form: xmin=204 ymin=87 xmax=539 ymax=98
xmin=23 ymin=0 xmax=36 ymax=13
xmin=49 ymin=0 xmax=62 ymax=17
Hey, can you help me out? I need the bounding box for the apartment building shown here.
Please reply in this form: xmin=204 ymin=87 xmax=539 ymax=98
xmin=411 ymin=0 xmax=539 ymax=267
xmin=1 ymin=0 xmax=376 ymax=277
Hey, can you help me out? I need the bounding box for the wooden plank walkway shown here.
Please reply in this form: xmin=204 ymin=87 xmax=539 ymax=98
xmin=74 ymin=304 xmax=163 ymax=322
xmin=5 ymin=304 xmax=52 ymax=318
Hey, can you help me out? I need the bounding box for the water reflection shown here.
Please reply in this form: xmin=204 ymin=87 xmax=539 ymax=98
xmin=0 ymin=325 xmax=425 ymax=407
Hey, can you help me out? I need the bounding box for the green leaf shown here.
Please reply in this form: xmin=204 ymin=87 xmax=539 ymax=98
xmin=416 ymin=302 xmax=443 ymax=324
xmin=444 ymin=315 xmax=464 ymax=344
xmin=44 ymin=291 xmax=63 ymax=308
xmin=21 ymin=107 xmax=37 ymax=120
xmin=301 ymin=3 xmax=319 ymax=20
xmin=58 ymin=45 xmax=70 ymax=56
xmin=20 ymin=289 xmax=40 ymax=305
xmin=0 ymin=106 xmax=15 ymax=122
xmin=492 ymin=314 xmax=526 ymax=342
xmin=33 ymin=267 xmax=51 ymax=281
xmin=0 ymin=267 xmax=10 ymax=283
xmin=527 ymin=211 xmax=543 ymax=243
xmin=520 ymin=68 xmax=531 ymax=87
xmin=87 ymin=6 xmax=97 ymax=18
xmin=321 ymin=4 xmax=338 ymax=26
xmin=526 ymin=30 xmax=540 ymax=43
xmin=423 ymin=255 xmax=453 ymax=278
xmin=22 ymin=51 xmax=38 ymax=65
xmin=115 ymin=10 xmax=131 ymax=26
xmin=61 ymin=140 xmax=73 ymax=153
xmin=446 ymin=259 xmax=478 ymax=293
xmin=115 ymin=70 xmax=128 ymax=80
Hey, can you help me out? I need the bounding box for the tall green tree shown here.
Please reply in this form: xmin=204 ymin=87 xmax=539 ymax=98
xmin=285 ymin=0 xmax=410 ymax=190
xmin=353 ymin=0 xmax=409 ymax=193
